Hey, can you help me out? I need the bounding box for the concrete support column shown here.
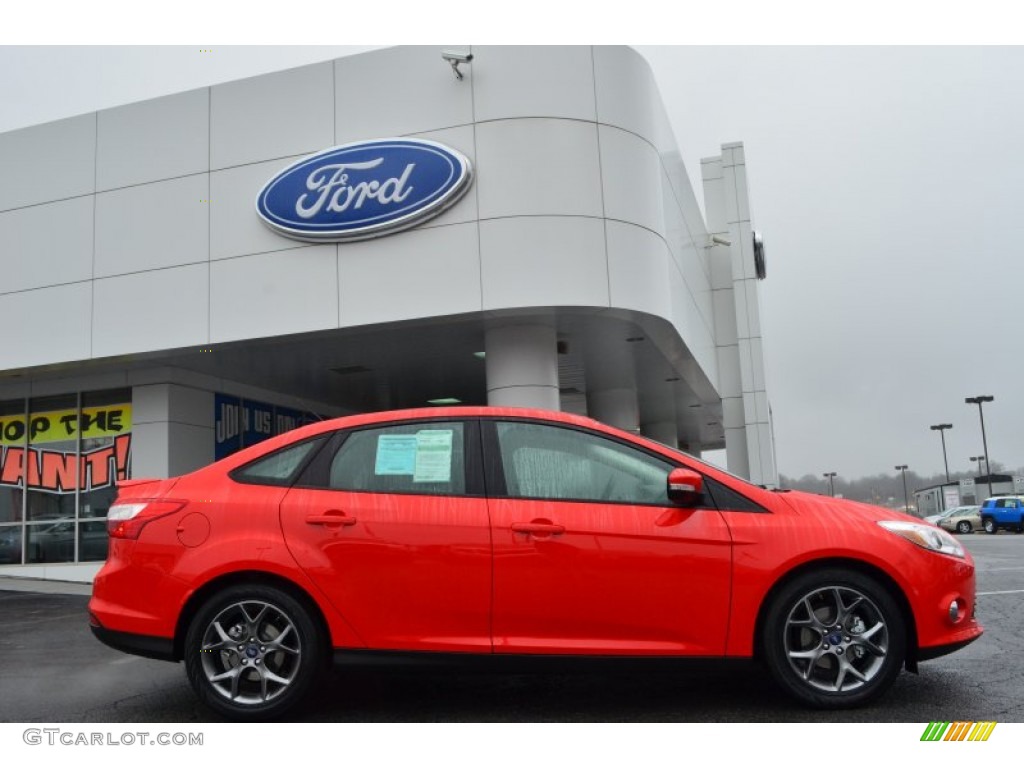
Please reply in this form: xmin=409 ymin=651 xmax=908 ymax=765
xmin=132 ymin=383 xmax=214 ymax=478
xmin=588 ymin=387 xmax=639 ymax=433
xmin=641 ymin=419 xmax=678 ymax=449
xmin=485 ymin=325 xmax=560 ymax=410
xmin=677 ymin=441 xmax=701 ymax=459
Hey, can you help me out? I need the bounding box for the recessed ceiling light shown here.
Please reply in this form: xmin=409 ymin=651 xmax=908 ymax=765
xmin=473 ymin=351 xmax=486 ymax=359
xmin=427 ymin=397 xmax=462 ymax=405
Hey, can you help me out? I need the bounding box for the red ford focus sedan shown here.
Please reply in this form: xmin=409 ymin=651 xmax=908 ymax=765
xmin=89 ymin=407 xmax=982 ymax=719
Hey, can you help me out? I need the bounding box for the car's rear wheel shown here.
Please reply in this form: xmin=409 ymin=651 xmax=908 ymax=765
xmin=762 ymin=569 xmax=905 ymax=709
xmin=957 ymin=521 xmax=972 ymax=534
xmin=184 ymin=584 xmax=325 ymax=720
xmin=983 ymin=518 xmax=997 ymax=534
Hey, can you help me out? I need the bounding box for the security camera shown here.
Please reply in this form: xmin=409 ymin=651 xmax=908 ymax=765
xmin=441 ymin=51 xmax=473 ymax=64
xmin=441 ymin=50 xmax=473 ymax=80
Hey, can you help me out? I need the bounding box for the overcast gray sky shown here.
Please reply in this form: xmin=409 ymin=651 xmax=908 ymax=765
xmin=0 ymin=44 xmax=1021 ymax=481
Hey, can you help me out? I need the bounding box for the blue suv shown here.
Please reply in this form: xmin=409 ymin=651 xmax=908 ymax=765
xmin=979 ymin=496 xmax=1024 ymax=534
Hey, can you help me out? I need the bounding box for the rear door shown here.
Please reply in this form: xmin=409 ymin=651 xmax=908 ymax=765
xmin=279 ymin=419 xmax=492 ymax=652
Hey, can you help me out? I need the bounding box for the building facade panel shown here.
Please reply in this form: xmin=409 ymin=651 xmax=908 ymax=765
xmin=333 ymin=46 xmax=475 ymax=142
xmin=338 ymin=221 xmax=482 ymax=327
xmin=209 ymin=246 xmax=339 ymax=343
xmin=474 ymin=118 xmax=604 ymax=220
xmin=211 ymin=61 xmax=335 ymax=171
xmin=471 ymin=45 xmax=598 ymax=123
xmin=0 ymin=114 xmax=96 ymax=212
xmin=599 ymin=125 xmax=667 ymax=237
xmin=94 ymin=174 xmax=210 ymax=278
xmin=479 ymin=216 xmax=609 ymax=310
xmin=0 ymin=196 xmax=94 ymax=293
xmin=96 ymin=89 xmax=210 ymax=191
xmin=592 ymin=46 xmax=661 ymax=145
xmin=210 ymin=156 xmax=310 ymax=261
xmin=92 ymin=263 xmax=210 ymax=357
xmin=606 ymin=221 xmax=674 ymax=320
xmin=0 ymin=282 xmax=93 ymax=369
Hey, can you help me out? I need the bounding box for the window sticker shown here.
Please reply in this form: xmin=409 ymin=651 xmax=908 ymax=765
xmin=413 ymin=430 xmax=454 ymax=483
xmin=374 ymin=435 xmax=418 ymax=475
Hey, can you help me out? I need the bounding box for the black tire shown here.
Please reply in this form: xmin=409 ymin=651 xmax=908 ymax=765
xmin=184 ymin=583 xmax=326 ymax=720
xmin=983 ymin=518 xmax=997 ymax=534
xmin=956 ymin=521 xmax=972 ymax=535
xmin=762 ymin=569 xmax=906 ymax=709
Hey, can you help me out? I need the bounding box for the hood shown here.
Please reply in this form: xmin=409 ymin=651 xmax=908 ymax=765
xmin=778 ymin=489 xmax=921 ymax=526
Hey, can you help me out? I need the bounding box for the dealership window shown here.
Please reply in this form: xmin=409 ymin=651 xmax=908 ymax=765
xmin=0 ymin=388 xmax=131 ymax=566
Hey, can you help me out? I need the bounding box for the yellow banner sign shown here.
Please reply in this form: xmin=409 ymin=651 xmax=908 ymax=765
xmin=0 ymin=404 xmax=132 ymax=446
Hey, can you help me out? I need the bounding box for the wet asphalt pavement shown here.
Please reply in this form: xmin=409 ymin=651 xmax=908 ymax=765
xmin=2 ymin=533 xmax=1022 ymax=722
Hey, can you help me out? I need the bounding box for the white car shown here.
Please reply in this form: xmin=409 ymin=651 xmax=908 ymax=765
xmin=924 ymin=509 xmax=955 ymax=525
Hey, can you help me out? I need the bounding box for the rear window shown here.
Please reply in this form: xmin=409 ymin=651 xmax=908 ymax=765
xmin=232 ymin=437 xmax=326 ymax=486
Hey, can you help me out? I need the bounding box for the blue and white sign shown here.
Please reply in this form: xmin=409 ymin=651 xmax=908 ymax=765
xmin=255 ymin=138 xmax=473 ymax=242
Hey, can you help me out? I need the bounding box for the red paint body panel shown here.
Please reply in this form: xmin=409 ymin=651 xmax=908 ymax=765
xmin=279 ymin=487 xmax=492 ymax=651
xmin=489 ymin=498 xmax=732 ymax=654
xmin=89 ymin=406 xmax=982 ymax=667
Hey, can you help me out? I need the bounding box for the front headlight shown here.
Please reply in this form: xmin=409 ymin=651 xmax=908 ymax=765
xmin=878 ymin=521 xmax=965 ymax=558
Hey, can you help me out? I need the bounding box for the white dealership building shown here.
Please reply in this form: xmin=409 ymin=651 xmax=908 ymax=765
xmin=0 ymin=45 xmax=776 ymax=581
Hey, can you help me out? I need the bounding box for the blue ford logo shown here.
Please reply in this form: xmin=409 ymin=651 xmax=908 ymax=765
xmin=255 ymin=138 xmax=473 ymax=242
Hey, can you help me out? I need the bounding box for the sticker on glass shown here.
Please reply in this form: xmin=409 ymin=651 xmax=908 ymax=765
xmin=374 ymin=435 xmax=418 ymax=475
xmin=413 ymin=430 xmax=453 ymax=483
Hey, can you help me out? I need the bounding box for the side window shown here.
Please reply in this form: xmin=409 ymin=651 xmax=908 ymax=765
xmin=233 ymin=437 xmax=326 ymax=485
xmin=997 ymin=499 xmax=1010 ymax=508
xmin=494 ymin=421 xmax=672 ymax=505
xmin=328 ymin=422 xmax=466 ymax=496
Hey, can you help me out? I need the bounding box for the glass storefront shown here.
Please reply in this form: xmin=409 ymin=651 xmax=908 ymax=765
xmin=0 ymin=388 xmax=131 ymax=565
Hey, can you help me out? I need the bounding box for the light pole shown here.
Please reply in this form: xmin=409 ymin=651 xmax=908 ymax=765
xmin=930 ymin=423 xmax=952 ymax=482
xmin=895 ymin=465 xmax=910 ymax=514
xmin=970 ymin=455 xmax=985 ymax=477
xmin=823 ymin=472 xmax=837 ymax=497
xmin=965 ymin=395 xmax=994 ymax=498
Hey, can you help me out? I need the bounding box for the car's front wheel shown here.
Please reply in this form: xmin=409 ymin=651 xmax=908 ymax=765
xmin=957 ymin=521 xmax=972 ymax=534
xmin=184 ymin=584 xmax=326 ymax=720
xmin=762 ymin=569 xmax=906 ymax=708
xmin=983 ymin=518 xmax=997 ymax=534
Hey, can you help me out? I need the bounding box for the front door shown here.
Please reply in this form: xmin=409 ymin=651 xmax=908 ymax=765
xmin=485 ymin=419 xmax=733 ymax=656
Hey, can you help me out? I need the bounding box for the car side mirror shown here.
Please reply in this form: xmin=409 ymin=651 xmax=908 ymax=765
xmin=667 ymin=468 xmax=703 ymax=506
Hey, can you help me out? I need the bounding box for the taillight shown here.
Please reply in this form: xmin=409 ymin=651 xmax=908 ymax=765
xmin=108 ymin=500 xmax=186 ymax=540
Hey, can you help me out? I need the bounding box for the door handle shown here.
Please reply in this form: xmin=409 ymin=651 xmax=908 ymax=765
xmin=511 ymin=521 xmax=565 ymax=536
xmin=305 ymin=510 xmax=357 ymax=527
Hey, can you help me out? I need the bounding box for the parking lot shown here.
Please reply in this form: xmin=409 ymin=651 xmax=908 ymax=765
xmin=2 ymin=533 xmax=1022 ymax=723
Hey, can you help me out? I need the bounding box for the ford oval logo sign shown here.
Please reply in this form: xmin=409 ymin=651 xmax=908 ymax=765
xmin=256 ymin=138 xmax=473 ymax=242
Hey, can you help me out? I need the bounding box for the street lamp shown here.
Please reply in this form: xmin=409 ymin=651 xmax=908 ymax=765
xmin=965 ymin=395 xmax=994 ymax=498
xmin=823 ymin=471 xmax=837 ymax=497
xmin=895 ymin=465 xmax=910 ymax=514
xmin=970 ymin=455 xmax=985 ymax=477
xmin=930 ymin=423 xmax=952 ymax=482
